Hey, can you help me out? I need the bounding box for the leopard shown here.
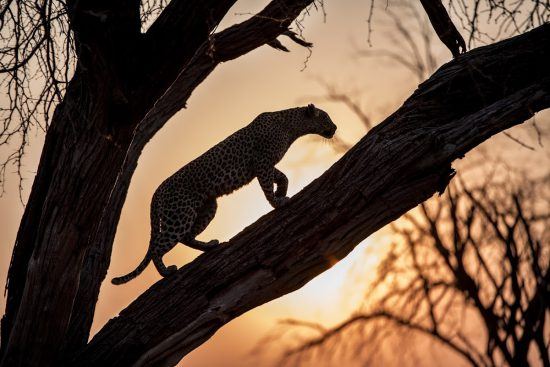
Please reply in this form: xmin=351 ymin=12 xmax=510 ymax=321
xmin=111 ymin=104 xmax=337 ymax=284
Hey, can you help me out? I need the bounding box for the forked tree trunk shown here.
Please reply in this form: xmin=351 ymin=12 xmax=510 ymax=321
xmin=72 ymin=24 xmax=550 ymax=367
xmin=0 ymin=1 xmax=315 ymax=365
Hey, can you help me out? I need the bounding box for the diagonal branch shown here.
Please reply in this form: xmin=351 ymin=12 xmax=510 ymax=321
xmin=74 ymin=24 xmax=550 ymax=367
xmin=130 ymin=0 xmax=315 ymax=148
xmin=142 ymin=0 xmax=237 ymax=86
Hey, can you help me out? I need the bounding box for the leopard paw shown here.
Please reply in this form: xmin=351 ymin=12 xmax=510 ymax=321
xmin=204 ymin=239 xmax=219 ymax=250
xmin=161 ymin=265 xmax=178 ymax=277
xmin=273 ymin=196 xmax=290 ymax=208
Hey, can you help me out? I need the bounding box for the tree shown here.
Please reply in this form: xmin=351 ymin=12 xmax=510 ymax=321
xmin=0 ymin=2 xmax=318 ymax=365
xmin=0 ymin=1 xmax=549 ymax=366
xmin=278 ymin=175 xmax=549 ymax=367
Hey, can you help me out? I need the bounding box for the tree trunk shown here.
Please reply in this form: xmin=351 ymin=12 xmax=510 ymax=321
xmin=0 ymin=1 xmax=315 ymax=365
xmin=73 ymin=24 xmax=550 ymax=367
xmin=0 ymin=65 xmax=141 ymax=365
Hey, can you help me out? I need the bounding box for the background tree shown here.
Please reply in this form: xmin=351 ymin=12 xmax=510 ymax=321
xmin=0 ymin=0 xmax=549 ymax=366
xmin=277 ymin=174 xmax=549 ymax=367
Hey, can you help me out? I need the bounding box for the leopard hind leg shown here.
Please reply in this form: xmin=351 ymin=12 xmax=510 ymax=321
xmin=171 ymin=196 xmax=218 ymax=251
xmin=150 ymin=232 xmax=178 ymax=277
xmin=183 ymin=197 xmax=219 ymax=251
xmin=149 ymin=197 xmax=179 ymax=277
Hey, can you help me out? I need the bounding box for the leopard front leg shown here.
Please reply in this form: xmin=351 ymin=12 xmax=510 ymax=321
xmin=257 ymin=166 xmax=289 ymax=208
xmin=273 ymin=168 xmax=288 ymax=199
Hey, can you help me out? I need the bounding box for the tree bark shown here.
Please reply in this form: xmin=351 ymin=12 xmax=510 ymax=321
xmin=73 ymin=24 xmax=550 ymax=367
xmin=0 ymin=1 xmax=314 ymax=365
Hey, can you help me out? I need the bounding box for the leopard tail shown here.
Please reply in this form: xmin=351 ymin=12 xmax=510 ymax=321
xmin=111 ymin=197 xmax=160 ymax=285
xmin=111 ymin=251 xmax=151 ymax=285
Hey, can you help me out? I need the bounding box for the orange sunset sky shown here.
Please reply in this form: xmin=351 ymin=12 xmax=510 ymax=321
xmin=1 ymin=1 xmax=548 ymax=366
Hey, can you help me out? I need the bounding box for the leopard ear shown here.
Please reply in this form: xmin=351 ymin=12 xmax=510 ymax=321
xmin=306 ymin=103 xmax=318 ymax=117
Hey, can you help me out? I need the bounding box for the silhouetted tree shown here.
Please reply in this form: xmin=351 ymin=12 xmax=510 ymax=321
xmin=279 ymin=175 xmax=549 ymax=367
xmin=0 ymin=0 xmax=549 ymax=366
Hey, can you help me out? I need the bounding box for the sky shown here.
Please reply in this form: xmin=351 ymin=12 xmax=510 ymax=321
xmin=1 ymin=1 xmax=549 ymax=366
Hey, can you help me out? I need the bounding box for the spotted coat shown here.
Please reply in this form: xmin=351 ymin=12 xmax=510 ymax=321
xmin=112 ymin=104 xmax=337 ymax=284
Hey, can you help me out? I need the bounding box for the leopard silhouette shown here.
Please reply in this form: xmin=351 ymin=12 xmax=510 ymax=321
xmin=112 ymin=104 xmax=336 ymax=284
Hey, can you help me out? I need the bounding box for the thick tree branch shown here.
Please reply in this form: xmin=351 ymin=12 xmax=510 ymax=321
xmin=132 ymin=0 xmax=314 ymax=148
xmin=145 ymin=0 xmax=235 ymax=43
xmin=141 ymin=0 xmax=236 ymax=88
xmin=73 ymin=25 xmax=550 ymax=367
xmin=135 ymin=0 xmax=314 ymax=113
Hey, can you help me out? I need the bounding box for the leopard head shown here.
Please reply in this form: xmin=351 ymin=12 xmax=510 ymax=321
xmin=302 ymin=104 xmax=337 ymax=138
